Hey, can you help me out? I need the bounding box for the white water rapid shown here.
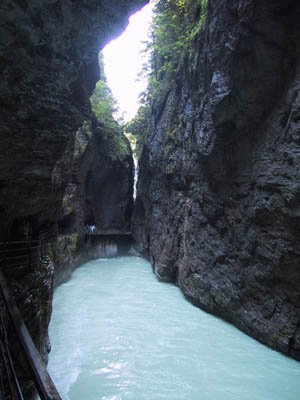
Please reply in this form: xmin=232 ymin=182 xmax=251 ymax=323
xmin=47 ymin=256 xmax=300 ymax=400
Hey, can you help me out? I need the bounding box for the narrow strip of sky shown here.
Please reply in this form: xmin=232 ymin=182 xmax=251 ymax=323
xmin=102 ymin=2 xmax=153 ymax=123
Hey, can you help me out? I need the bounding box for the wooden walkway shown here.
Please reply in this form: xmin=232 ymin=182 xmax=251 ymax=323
xmin=0 ymin=240 xmax=62 ymax=400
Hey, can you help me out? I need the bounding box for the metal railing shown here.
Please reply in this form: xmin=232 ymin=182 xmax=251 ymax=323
xmin=84 ymin=229 xmax=131 ymax=236
xmin=0 ymin=314 xmax=24 ymax=400
xmin=0 ymin=240 xmax=41 ymax=269
xmin=0 ymin=240 xmax=61 ymax=400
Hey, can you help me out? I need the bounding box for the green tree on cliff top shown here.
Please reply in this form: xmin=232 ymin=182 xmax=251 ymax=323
xmin=90 ymin=54 xmax=130 ymax=161
xmin=126 ymin=0 xmax=207 ymax=159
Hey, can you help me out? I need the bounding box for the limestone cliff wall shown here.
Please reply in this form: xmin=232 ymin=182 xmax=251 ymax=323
xmin=134 ymin=0 xmax=300 ymax=360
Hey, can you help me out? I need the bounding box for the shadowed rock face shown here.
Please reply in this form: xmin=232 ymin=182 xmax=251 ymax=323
xmin=59 ymin=116 xmax=134 ymax=239
xmin=78 ymin=118 xmax=134 ymax=233
xmin=0 ymin=0 xmax=146 ymax=397
xmin=133 ymin=0 xmax=300 ymax=360
xmin=0 ymin=0 xmax=146 ymax=241
xmin=80 ymin=134 xmax=134 ymax=233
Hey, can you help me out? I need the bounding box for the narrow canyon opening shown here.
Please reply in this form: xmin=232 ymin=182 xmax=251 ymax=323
xmin=1 ymin=0 xmax=300 ymax=399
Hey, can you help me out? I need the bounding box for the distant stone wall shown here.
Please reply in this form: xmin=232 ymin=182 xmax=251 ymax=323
xmin=78 ymin=234 xmax=133 ymax=262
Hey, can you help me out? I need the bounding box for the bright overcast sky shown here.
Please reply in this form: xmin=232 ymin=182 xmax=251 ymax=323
xmin=102 ymin=2 xmax=153 ymax=122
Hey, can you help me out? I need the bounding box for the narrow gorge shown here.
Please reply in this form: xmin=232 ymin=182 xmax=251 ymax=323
xmin=0 ymin=0 xmax=300 ymax=399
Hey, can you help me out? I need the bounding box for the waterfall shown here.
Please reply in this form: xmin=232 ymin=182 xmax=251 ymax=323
xmin=133 ymin=160 xmax=138 ymax=200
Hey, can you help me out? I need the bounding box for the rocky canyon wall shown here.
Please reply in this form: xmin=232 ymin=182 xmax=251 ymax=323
xmin=134 ymin=0 xmax=300 ymax=360
xmin=61 ymin=116 xmax=134 ymax=237
xmin=0 ymin=0 xmax=146 ymax=397
xmin=0 ymin=0 xmax=144 ymax=241
xmin=56 ymin=116 xmax=134 ymax=271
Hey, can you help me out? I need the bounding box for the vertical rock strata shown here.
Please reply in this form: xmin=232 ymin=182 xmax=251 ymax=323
xmin=134 ymin=0 xmax=300 ymax=360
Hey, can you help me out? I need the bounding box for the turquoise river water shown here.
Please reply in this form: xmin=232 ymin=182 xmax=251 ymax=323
xmin=47 ymin=256 xmax=300 ymax=400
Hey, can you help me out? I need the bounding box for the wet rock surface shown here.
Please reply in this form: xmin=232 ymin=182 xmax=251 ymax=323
xmin=134 ymin=0 xmax=300 ymax=360
xmin=47 ymin=235 xmax=78 ymax=287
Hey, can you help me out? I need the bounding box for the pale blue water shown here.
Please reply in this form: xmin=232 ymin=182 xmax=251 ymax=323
xmin=48 ymin=256 xmax=300 ymax=400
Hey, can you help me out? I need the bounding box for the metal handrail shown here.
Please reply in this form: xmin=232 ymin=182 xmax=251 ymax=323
xmin=1 ymin=255 xmax=30 ymax=261
xmin=0 ymin=241 xmax=41 ymax=271
xmin=0 ymin=247 xmax=39 ymax=254
xmin=0 ymin=316 xmax=24 ymax=400
xmin=0 ymin=269 xmax=61 ymax=400
xmin=0 ymin=240 xmax=40 ymax=245
xmin=3 ymin=261 xmax=30 ymax=268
